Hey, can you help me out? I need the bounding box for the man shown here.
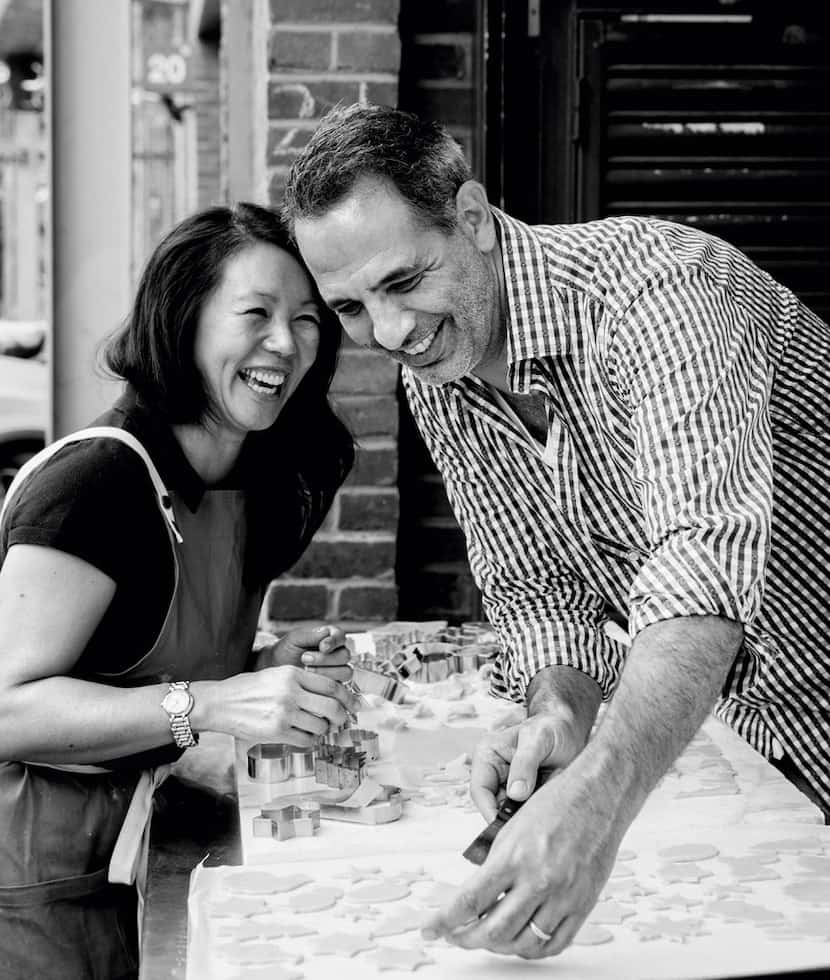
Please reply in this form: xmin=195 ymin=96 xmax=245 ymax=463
xmin=284 ymin=103 xmax=829 ymax=959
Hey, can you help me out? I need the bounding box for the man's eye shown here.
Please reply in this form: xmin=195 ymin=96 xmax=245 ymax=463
xmin=391 ymin=275 xmax=422 ymax=293
xmin=336 ymin=302 xmax=362 ymax=318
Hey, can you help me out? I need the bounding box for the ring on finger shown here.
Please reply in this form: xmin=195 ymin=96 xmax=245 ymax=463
xmin=528 ymin=918 xmax=553 ymax=943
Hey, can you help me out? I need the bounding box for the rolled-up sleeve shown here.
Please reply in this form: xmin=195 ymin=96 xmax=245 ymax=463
xmin=404 ymin=373 xmax=627 ymax=703
xmin=608 ymin=265 xmax=774 ymax=638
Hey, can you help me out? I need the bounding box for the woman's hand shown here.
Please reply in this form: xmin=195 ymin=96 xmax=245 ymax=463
xmin=196 ymin=664 xmax=360 ymax=748
xmin=253 ymin=625 xmax=353 ymax=684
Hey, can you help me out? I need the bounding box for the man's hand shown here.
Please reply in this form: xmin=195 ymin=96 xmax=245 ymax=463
xmin=470 ymin=714 xmax=583 ymax=823
xmin=424 ymin=758 xmax=624 ymax=958
xmin=472 ymin=663 xmax=602 ymax=821
xmin=423 ymin=616 xmax=742 ymax=959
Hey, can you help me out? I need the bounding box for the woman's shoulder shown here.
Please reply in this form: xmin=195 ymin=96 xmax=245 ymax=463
xmin=19 ymin=433 xmax=156 ymax=502
xmin=2 ymin=432 xmax=163 ymax=562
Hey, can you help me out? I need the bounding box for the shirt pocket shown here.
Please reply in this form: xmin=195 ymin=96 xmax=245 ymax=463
xmin=589 ymin=533 xmax=648 ymax=568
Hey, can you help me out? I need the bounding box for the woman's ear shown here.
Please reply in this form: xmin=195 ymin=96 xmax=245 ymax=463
xmin=454 ymin=180 xmax=497 ymax=253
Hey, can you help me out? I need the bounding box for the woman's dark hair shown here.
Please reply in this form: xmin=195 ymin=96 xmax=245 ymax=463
xmin=104 ymin=203 xmax=354 ymax=581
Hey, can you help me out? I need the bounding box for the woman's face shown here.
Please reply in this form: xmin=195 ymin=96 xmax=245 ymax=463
xmin=194 ymin=242 xmax=321 ymax=444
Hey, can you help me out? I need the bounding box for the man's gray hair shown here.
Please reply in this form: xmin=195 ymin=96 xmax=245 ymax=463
xmin=283 ymin=103 xmax=472 ymax=235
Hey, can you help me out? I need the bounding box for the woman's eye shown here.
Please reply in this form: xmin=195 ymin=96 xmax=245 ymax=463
xmin=243 ymin=307 xmax=268 ymax=318
xmin=294 ymin=314 xmax=320 ymax=328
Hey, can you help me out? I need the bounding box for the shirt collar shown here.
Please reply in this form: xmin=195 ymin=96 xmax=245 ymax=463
xmin=492 ymin=207 xmax=585 ymax=390
xmin=102 ymin=387 xmax=207 ymax=512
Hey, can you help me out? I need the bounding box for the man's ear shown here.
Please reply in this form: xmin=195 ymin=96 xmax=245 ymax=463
xmin=454 ymin=180 xmax=497 ymax=252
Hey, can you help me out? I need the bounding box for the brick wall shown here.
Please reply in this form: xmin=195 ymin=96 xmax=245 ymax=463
xmin=395 ymin=0 xmax=482 ymax=624
xmin=262 ymin=0 xmax=402 ymax=630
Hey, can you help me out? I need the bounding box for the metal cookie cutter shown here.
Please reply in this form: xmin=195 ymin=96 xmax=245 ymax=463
xmin=289 ymin=746 xmax=316 ymax=779
xmin=326 ymin=726 xmax=380 ymax=762
xmin=247 ymin=743 xmax=292 ymax=783
xmin=350 ymin=665 xmax=409 ymax=704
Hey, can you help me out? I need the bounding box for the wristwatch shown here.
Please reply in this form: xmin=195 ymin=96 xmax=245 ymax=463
xmin=161 ymin=681 xmax=199 ymax=748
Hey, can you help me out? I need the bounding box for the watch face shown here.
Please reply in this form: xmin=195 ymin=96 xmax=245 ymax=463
xmin=163 ymin=689 xmax=192 ymax=715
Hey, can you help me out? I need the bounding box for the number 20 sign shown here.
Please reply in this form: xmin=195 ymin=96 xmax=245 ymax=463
xmin=144 ymin=50 xmax=189 ymax=91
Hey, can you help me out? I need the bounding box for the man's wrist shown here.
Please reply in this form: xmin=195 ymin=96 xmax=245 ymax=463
xmin=526 ymin=665 xmax=602 ymax=754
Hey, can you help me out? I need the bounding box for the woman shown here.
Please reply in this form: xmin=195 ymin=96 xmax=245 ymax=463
xmin=0 ymin=203 xmax=358 ymax=979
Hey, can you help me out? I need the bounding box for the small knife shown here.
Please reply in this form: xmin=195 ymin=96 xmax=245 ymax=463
xmin=462 ymin=795 xmax=527 ymax=865
xmin=462 ymin=772 xmax=551 ymax=865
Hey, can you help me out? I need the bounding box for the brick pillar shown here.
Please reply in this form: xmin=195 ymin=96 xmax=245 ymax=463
xmin=262 ymin=0 xmax=402 ymax=630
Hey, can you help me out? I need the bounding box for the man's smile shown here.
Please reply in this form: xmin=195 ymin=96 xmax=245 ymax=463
xmin=399 ymin=319 xmax=444 ymax=362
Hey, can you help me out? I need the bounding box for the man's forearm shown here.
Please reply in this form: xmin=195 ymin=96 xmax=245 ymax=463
xmin=581 ymin=615 xmax=743 ymax=823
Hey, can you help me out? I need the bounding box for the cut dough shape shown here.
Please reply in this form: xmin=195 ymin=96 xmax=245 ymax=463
xmin=413 ymin=794 xmax=449 ymax=807
xmin=345 ymin=880 xmax=412 ymax=904
xmin=731 ymin=866 xmax=781 ymax=883
xmin=675 ymin=785 xmax=739 ymax=798
xmin=616 ymin=849 xmax=636 ymax=862
xmin=657 ymin=843 xmax=719 ymax=863
xmin=218 ymin=943 xmax=303 ymax=965
xmin=633 ymin=917 xmax=709 ymax=943
xmin=335 ymin=865 xmax=383 ymax=884
xmin=215 ymin=920 xmax=314 ymax=942
xmin=386 ymin=726 xmax=485 ymax=768
xmin=224 ymin=870 xmax=312 ymax=895
xmin=412 ymin=702 xmax=434 ymax=719
xmin=370 ymin=906 xmax=426 ymax=938
xmin=751 ymin=837 xmax=825 ymax=855
xmin=272 ymin=920 xmax=319 ymax=938
xmin=287 ymin=885 xmax=344 ymax=913
xmin=608 ymin=864 xmax=634 ymax=879
xmin=705 ymin=900 xmax=784 ymax=923
xmin=649 ymin=894 xmax=702 ymax=912
xmin=601 ymin=880 xmax=653 ymax=900
xmin=389 ymin=869 xmax=430 ymax=886
xmin=786 ymin=911 xmax=830 ymax=940
xmin=419 ymin=882 xmax=461 ymax=907
xmin=311 ymin=931 xmax=376 ymax=957
xmin=229 ymin=968 xmax=302 ymax=980
xmin=783 ymin=880 xmax=830 ymax=905
xmin=332 ymin=905 xmax=380 ymax=922
xmin=659 ymin=862 xmax=714 ymax=884
xmin=572 ymin=924 xmax=613 ymax=945
xmin=446 ymin=703 xmax=478 ymax=721
xmin=703 ymin=884 xmax=752 ymax=900
xmin=375 ymin=945 xmax=434 ymax=972
xmin=207 ymin=897 xmax=268 ymax=918
xmin=588 ymin=900 xmax=634 ymax=924
xmin=797 ymin=855 xmax=830 ymax=875
xmin=719 ymin=852 xmax=779 ymax=868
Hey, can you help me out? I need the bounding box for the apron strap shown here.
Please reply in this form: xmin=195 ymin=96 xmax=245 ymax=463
xmin=0 ymin=425 xmax=183 ymax=543
xmin=0 ymin=867 xmax=111 ymax=907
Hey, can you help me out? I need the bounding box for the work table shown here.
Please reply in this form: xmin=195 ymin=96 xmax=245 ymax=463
xmin=139 ymin=666 xmax=829 ymax=980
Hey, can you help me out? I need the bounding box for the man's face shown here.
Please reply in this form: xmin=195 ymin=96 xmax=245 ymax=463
xmin=294 ymin=178 xmax=502 ymax=386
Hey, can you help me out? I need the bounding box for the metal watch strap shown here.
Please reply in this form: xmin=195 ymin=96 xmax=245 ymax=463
xmin=166 ymin=681 xmax=198 ymax=748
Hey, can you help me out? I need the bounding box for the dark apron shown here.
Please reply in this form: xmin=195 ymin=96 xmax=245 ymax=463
xmin=0 ymin=428 xmax=261 ymax=979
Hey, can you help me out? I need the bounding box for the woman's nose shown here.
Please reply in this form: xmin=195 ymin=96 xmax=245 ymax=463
xmin=262 ymin=317 xmax=296 ymax=355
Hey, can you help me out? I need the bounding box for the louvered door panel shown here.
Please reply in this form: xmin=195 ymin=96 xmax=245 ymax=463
xmin=578 ymin=12 xmax=830 ymax=319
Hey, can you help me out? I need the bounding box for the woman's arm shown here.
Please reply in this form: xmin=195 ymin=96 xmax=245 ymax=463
xmin=0 ymin=544 xmax=357 ymax=764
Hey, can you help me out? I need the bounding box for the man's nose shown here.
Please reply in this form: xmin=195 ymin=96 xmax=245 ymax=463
xmin=369 ymin=301 xmax=416 ymax=352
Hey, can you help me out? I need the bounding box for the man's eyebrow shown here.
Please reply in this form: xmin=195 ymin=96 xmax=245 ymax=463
xmin=325 ymin=264 xmax=422 ymax=309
